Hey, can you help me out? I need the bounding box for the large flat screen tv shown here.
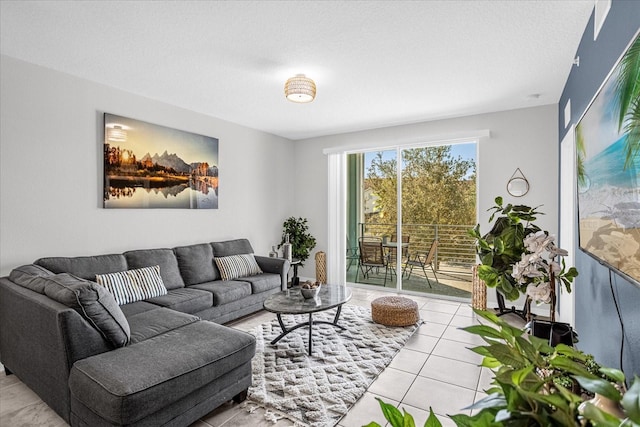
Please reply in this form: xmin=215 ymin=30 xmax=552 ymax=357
xmin=576 ymin=31 xmax=640 ymax=286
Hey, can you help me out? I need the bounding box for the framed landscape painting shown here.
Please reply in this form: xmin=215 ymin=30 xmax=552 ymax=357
xmin=576 ymin=32 xmax=640 ymax=285
xmin=103 ymin=114 xmax=219 ymax=209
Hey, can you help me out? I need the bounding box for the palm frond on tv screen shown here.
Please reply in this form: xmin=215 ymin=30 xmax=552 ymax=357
xmin=575 ymin=32 xmax=640 ymax=285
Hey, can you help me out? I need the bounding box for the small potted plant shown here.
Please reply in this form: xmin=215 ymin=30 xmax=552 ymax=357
xmin=279 ymin=217 xmax=316 ymax=266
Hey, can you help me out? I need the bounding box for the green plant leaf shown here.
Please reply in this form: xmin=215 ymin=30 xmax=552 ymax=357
xmin=513 ymin=336 xmax=538 ymax=362
xmin=527 ymin=335 xmax=553 ymax=354
xmin=463 ymin=393 xmax=506 ymax=411
xmin=363 ymin=423 xmax=383 ymax=427
xmin=494 ymin=409 xmax=512 ymax=422
xmin=549 ymin=357 xmax=597 ymax=379
xmin=376 ymin=398 xmax=405 ymax=426
xmin=554 ymin=382 xmax=584 ymax=404
xmin=621 ymin=376 xmax=640 ymax=423
xmin=461 ymin=325 xmax=505 ymax=340
xmin=469 ymin=345 xmax=492 ymax=357
xmin=599 ymin=367 xmax=626 ymax=384
xmin=449 ymin=409 xmax=501 ymax=427
xmin=580 ymin=402 xmax=625 ymax=427
xmin=574 ymin=376 xmax=622 ymax=401
xmin=484 ymin=343 xmax=527 ymax=368
xmin=401 ymin=409 xmax=416 ymax=427
xmin=511 ymin=365 xmax=534 ymax=386
xmin=481 ymin=358 xmax=501 ymax=369
xmin=424 ymin=407 xmax=442 ymax=427
xmin=481 ymin=252 xmax=494 ymax=266
xmin=554 ymin=344 xmax=587 ymax=360
xmin=520 ymin=389 xmax=568 ymax=409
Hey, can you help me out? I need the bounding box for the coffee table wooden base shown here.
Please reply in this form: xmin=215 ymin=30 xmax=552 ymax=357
xmin=271 ymin=306 xmax=346 ymax=354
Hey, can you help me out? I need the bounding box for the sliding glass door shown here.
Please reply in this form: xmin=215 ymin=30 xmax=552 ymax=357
xmin=346 ymin=143 xmax=477 ymax=299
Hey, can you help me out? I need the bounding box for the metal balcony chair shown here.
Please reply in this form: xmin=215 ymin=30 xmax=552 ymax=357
xmin=403 ymin=240 xmax=438 ymax=288
xmin=356 ymin=237 xmax=390 ymax=286
xmin=346 ymin=236 xmax=359 ymax=270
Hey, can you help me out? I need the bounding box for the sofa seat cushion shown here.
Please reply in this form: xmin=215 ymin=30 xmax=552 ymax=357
xmin=190 ymin=280 xmax=252 ymax=306
xmin=240 ymin=273 xmax=281 ymax=294
xmin=35 ymin=254 xmax=127 ymax=280
xmin=69 ymin=321 xmax=256 ymax=425
xmin=144 ymin=288 xmax=213 ymax=314
xmin=120 ymin=300 xmax=161 ymax=318
xmin=127 ymin=308 xmax=200 ymax=344
xmin=174 ymin=243 xmax=220 ymax=285
xmin=124 ymin=249 xmax=185 ymax=290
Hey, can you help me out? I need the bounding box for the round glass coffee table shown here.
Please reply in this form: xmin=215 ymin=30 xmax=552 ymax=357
xmin=263 ymin=284 xmax=352 ymax=354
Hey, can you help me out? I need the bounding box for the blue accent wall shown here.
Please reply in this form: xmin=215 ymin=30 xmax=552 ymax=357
xmin=559 ymin=0 xmax=640 ymax=381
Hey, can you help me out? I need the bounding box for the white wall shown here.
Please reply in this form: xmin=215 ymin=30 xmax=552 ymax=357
xmin=293 ymin=105 xmax=559 ymax=311
xmin=0 ymin=55 xmax=295 ymax=275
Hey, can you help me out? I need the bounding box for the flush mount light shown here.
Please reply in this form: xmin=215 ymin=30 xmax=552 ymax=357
xmin=284 ymin=74 xmax=316 ymax=103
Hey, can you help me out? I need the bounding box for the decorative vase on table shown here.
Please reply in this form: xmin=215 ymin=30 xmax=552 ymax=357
xmin=282 ymin=234 xmax=292 ymax=262
xmin=269 ymin=246 xmax=279 ymax=258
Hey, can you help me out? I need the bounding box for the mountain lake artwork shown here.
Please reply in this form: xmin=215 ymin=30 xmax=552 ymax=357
xmin=103 ymin=113 xmax=219 ymax=209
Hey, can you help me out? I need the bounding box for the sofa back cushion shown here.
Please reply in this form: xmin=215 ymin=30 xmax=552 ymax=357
xmin=95 ymin=265 xmax=168 ymax=305
xmin=174 ymin=243 xmax=220 ymax=285
xmin=42 ymin=273 xmax=130 ymax=348
xmin=35 ymin=254 xmax=128 ymax=280
xmin=9 ymin=264 xmax=54 ymax=293
xmin=124 ymin=249 xmax=184 ymax=290
xmin=211 ymin=239 xmax=254 ymax=257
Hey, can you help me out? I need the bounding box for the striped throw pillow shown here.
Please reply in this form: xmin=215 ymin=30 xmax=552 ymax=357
xmin=95 ymin=265 xmax=167 ymax=305
xmin=214 ymin=254 xmax=263 ymax=280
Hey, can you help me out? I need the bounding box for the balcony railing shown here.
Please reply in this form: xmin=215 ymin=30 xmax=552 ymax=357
xmin=356 ymin=222 xmax=476 ymax=278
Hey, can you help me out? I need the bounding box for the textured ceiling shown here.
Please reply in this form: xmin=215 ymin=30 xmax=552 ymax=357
xmin=0 ymin=1 xmax=594 ymax=140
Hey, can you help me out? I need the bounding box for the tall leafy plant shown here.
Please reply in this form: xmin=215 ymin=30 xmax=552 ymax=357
xmin=468 ymin=196 xmax=577 ymax=302
xmin=279 ymin=217 xmax=316 ymax=265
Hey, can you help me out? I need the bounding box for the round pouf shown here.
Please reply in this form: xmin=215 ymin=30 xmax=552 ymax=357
xmin=371 ymin=296 xmax=420 ymax=326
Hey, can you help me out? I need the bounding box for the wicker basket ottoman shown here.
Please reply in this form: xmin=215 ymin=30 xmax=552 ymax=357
xmin=371 ymin=296 xmax=419 ymax=326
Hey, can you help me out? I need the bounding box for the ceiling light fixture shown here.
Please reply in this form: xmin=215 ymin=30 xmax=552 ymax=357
xmin=284 ymin=74 xmax=316 ymax=103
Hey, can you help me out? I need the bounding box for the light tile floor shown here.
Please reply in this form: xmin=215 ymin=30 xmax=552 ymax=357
xmin=0 ymin=287 xmax=526 ymax=427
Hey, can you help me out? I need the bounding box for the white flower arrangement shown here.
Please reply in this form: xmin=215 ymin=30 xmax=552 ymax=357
xmin=511 ymin=230 xmax=569 ymax=304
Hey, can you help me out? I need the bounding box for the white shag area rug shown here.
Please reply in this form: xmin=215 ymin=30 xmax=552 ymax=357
xmin=246 ymin=304 xmax=420 ymax=427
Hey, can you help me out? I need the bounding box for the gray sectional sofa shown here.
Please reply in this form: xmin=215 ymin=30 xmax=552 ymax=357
xmin=0 ymin=238 xmax=290 ymax=426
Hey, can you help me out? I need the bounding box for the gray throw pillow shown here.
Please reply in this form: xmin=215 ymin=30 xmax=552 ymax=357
xmin=43 ymin=273 xmax=130 ymax=347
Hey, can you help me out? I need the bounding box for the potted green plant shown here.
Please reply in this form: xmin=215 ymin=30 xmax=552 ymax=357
xmin=279 ymin=217 xmax=316 ymax=266
xmin=467 ymin=196 xmax=578 ymax=321
xmin=366 ymin=309 xmax=640 ymax=427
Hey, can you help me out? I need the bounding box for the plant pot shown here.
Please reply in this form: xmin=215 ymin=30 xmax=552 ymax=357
xmin=530 ymin=319 xmax=576 ymax=347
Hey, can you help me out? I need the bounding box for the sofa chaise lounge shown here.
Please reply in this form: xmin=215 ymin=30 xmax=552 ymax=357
xmin=0 ymin=238 xmax=290 ymax=426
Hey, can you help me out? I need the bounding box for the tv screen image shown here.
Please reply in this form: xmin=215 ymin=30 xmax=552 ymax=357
xmin=575 ymin=32 xmax=640 ymax=285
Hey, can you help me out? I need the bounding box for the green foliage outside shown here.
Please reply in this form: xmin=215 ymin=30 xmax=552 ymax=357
xmin=365 ymin=309 xmax=640 ymax=427
xmin=365 ymin=146 xmax=476 ymax=230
